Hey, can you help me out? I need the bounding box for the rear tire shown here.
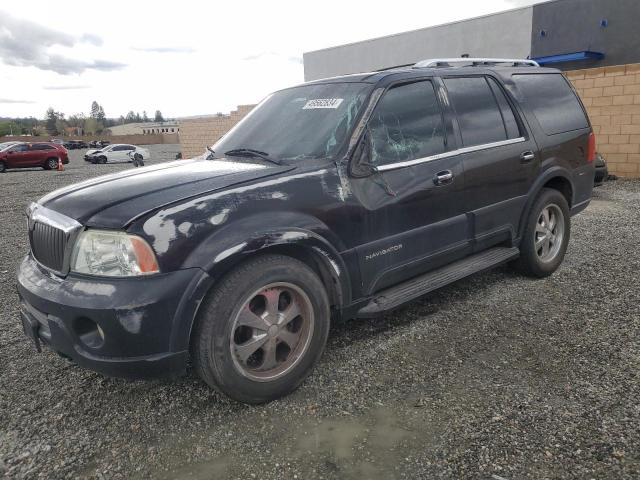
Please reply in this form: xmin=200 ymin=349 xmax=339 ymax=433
xmin=515 ymin=188 xmax=570 ymax=278
xmin=192 ymin=254 xmax=330 ymax=404
xmin=99 ymin=156 xmax=107 ymax=164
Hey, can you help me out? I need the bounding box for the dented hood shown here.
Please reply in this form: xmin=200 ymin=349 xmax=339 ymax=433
xmin=38 ymin=159 xmax=294 ymax=228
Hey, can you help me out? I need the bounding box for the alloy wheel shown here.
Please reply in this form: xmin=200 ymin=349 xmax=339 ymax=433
xmin=535 ymin=203 xmax=565 ymax=263
xmin=229 ymin=282 xmax=314 ymax=381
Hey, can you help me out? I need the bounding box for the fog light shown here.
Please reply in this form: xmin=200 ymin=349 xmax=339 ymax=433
xmin=74 ymin=317 xmax=105 ymax=349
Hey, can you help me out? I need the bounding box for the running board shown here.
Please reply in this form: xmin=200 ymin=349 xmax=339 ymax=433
xmin=357 ymin=247 xmax=519 ymax=317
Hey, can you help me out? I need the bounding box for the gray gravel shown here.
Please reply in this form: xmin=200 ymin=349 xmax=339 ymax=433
xmin=1 ymin=151 xmax=639 ymax=479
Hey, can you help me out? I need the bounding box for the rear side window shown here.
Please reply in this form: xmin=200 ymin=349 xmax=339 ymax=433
xmin=368 ymin=80 xmax=446 ymax=166
xmin=444 ymin=77 xmax=511 ymax=147
xmin=513 ymin=74 xmax=589 ymax=135
xmin=31 ymin=144 xmax=54 ymax=150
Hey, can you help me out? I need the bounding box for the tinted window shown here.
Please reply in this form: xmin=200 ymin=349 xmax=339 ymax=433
xmin=113 ymin=145 xmax=132 ymax=151
xmin=487 ymin=77 xmax=520 ymax=139
xmin=513 ymin=74 xmax=589 ymax=135
xmin=9 ymin=144 xmax=28 ymax=152
xmin=31 ymin=144 xmax=54 ymax=150
xmin=444 ymin=77 xmax=508 ymax=147
xmin=368 ymin=81 xmax=445 ymax=166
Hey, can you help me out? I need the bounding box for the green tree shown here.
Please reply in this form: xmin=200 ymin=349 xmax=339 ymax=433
xmin=97 ymin=106 xmax=106 ymax=122
xmin=90 ymin=101 xmax=101 ymax=119
xmin=84 ymin=117 xmax=103 ymax=135
xmin=0 ymin=122 xmax=19 ymax=136
xmin=154 ymin=110 xmax=164 ymax=122
xmin=142 ymin=111 xmax=149 ymax=122
xmin=68 ymin=113 xmax=86 ymax=128
xmin=125 ymin=111 xmax=136 ymax=123
xmin=45 ymin=107 xmax=61 ymax=135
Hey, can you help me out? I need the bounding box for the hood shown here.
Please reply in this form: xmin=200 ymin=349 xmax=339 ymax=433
xmin=85 ymin=149 xmax=101 ymax=155
xmin=38 ymin=158 xmax=294 ymax=228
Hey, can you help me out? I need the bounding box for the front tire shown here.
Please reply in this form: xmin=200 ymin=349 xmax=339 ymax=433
xmin=192 ymin=254 xmax=330 ymax=404
xmin=515 ymin=188 xmax=570 ymax=278
xmin=45 ymin=158 xmax=58 ymax=170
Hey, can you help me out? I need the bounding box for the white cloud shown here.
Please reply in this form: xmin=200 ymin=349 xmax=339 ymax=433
xmin=1 ymin=0 xmax=534 ymax=118
xmin=0 ymin=10 xmax=124 ymax=74
xmin=0 ymin=98 xmax=35 ymax=104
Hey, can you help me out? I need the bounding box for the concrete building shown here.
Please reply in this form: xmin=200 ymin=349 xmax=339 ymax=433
xmin=108 ymin=121 xmax=179 ymax=136
xmin=303 ymin=0 xmax=640 ymax=177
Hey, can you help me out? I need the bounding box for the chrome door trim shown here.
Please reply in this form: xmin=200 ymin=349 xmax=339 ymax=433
xmin=376 ymin=137 xmax=526 ymax=172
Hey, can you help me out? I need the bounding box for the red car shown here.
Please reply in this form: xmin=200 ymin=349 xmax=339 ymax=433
xmin=0 ymin=142 xmax=69 ymax=173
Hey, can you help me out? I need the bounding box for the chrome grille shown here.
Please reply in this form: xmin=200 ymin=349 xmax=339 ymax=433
xmin=30 ymin=221 xmax=66 ymax=272
xmin=27 ymin=203 xmax=83 ymax=275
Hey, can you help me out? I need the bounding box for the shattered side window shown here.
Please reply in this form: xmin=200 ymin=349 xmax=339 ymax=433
xmin=367 ymin=80 xmax=446 ymax=167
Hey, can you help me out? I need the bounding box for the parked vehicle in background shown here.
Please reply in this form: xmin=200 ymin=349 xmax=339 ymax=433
xmin=594 ymin=153 xmax=608 ymax=186
xmin=88 ymin=140 xmax=110 ymax=149
xmin=84 ymin=144 xmax=150 ymax=164
xmin=0 ymin=142 xmax=68 ymax=172
xmin=64 ymin=140 xmax=88 ymax=150
xmin=50 ymin=139 xmax=65 ymax=146
xmin=17 ymin=58 xmax=595 ymax=404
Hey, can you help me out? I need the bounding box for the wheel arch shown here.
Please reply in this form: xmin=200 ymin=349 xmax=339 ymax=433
xmin=172 ymin=228 xmax=352 ymax=354
xmin=517 ymin=167 xmax=574 ymax=243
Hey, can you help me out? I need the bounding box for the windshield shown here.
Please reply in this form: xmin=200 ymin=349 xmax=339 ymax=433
xmin=0 ymin=142 xmax=16 ymax=151
xmin=213 ymin=82 xmax=372 ymax=161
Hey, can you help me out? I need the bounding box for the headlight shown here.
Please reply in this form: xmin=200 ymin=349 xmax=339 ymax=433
xmin=71 ymin=230 xmax=160 ymax=277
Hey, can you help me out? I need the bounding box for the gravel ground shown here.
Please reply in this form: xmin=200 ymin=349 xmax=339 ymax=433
xmin=1 ymin=150 xmax=639 ymax=479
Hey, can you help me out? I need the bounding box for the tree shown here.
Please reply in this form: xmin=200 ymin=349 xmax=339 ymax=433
xmin=135 ymin=112 xmax=142 ymax=123
xmin=125 ymin=111 xmax=136 ymax=123
xmin=142 ymin=111 xmax=149 ymax=122
xmin=68 ymin=113 xmax=86 ymax=128
xmin=84 ymin=117 xmax=103 ymax=135
xmin=90 ymin=101 xmax=101 ymax=119
xmin=154 ymin=110 xmax=164 ymax=122
xmin=97 ymin=106 xmax=106 ymax=122
xmin=45 ymin=107 xmax=62 ymax=135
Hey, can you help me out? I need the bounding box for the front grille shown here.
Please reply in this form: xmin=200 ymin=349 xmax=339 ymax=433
xmin=31 ymin=221 xmax=66 ymax=272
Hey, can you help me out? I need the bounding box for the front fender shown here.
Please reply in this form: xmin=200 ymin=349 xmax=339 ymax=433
xmin=182 ymin=212 xmax=352 ymax=308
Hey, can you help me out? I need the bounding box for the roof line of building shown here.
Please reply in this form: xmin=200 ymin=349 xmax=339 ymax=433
xmin=303 ymin=0 xmax=560 ymax=56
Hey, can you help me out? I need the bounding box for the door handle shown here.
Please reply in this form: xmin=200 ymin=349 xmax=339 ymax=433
xmin=520 ymin=151 xmax=535 ymax=163
xmin=434 ymin=170 xmax=454 ymax=186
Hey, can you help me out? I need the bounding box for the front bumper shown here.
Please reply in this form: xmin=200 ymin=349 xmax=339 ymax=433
xmin=16 ymin=254 xmax=208 ymax=379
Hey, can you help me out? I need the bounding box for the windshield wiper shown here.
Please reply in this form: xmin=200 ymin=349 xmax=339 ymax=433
xmin=224 ymin=148 xmax=283 ymax=166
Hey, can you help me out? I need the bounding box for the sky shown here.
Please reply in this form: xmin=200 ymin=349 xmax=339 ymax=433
xmin=0 ymin=0 xmax=537 ymax=120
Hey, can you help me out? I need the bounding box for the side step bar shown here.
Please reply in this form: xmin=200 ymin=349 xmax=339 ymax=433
xmin=357 ymin=247 xmax=519 ymax=317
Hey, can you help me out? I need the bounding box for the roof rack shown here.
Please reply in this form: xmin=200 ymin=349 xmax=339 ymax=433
xmin=413 ymin=58 xmax=540 ymax=68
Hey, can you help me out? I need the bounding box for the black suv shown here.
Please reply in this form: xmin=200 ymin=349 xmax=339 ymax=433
xmin=17 ymin=58 xmax=595 ymax=404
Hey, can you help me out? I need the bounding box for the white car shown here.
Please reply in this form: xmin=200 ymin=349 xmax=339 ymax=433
xmin=84 ymin=144 xmax=150 ymax=164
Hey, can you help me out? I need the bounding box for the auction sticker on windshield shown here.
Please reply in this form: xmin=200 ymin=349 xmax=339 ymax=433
xmin=303 ymin=98 xmax=344 ymax=109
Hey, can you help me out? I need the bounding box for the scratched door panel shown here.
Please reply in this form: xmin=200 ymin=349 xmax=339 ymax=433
xmin=348 ymin=79 xmax=470 ymax=295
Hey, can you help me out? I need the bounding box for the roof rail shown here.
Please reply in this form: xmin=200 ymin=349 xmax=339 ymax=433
xmin=413 ymin=58 xmax=540 ymax=68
